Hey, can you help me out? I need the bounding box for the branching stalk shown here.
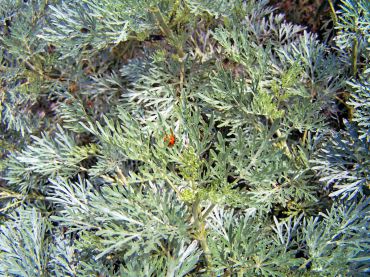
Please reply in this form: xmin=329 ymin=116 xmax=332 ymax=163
xmin=191 ymin=195 xmax=213 ymax=275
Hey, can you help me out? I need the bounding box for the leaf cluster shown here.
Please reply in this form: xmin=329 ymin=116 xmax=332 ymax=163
xmin=0 ymin=0 xmax=369 ymax=276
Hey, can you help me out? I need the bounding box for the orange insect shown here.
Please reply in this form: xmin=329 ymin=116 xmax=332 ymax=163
xmin=164 ymin=128 xmax=176 ymax=147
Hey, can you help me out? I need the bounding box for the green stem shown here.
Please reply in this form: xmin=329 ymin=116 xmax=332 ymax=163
xmin=150 ymin=7 xmax=185 ymax=58
xmin=150 ymin=5 xmax=186 ymax=118
xmin=192 ymin=196 xmax=213 ymax=275
xmin=328 ymin=0 xmax=338 ymax=27
xmin=169 ymin=0 xmax=181 ymax=23
xmin=302 ymin=130 xmax=308 ymax=146
xmin=180 ymin=61 xmax=185 ymax=92
xmin=351 ymin=37 xmax=358 ymax=77
xmin=201 ymin=203 xmax=216 ymax=221
xmin=150 ymin=7 xmax=172 ymax=38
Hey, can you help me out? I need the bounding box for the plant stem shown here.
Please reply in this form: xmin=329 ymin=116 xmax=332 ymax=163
xmin=302 ymin=130 xmax=308 ymax=145
xmin=201 ymin=203 xmax=215 ymax=221
xmin=351 ymin=37 xmax=358 ymax=77
xmin=328 ymin=0 xmax=338 ymax=27
xmin=192 ymin=196 xmax=213 ymax=275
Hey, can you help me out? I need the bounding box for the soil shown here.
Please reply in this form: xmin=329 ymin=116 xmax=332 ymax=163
xmin=269 ymin=0 xmax=335 ymax=34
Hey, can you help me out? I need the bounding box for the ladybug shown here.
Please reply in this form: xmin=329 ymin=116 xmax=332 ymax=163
xmin=164 ymin=128 xmax=176 ymax=147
